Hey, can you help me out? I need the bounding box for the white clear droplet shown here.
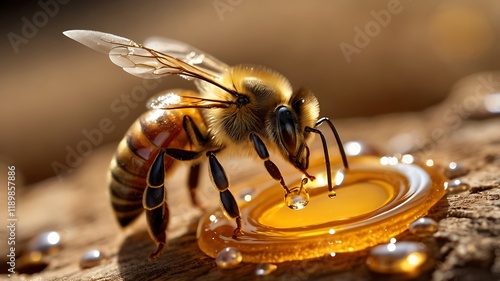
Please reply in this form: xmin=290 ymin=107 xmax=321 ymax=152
xmin=445 ymin=179 xmax=470 ymax=195
xmin=285 ymin=187 xmax=309 ymax=210
xmin=79 ymin=249 xmax=108 ymax=269
xmin=366 ymin=242 xmax=428 ymax=274
xmin=216 ymin=247 xmax=242 ymax=269
xmin=444 ymin=162 xmax=468 ymax=179
xmin=255 ymin=263 xmax=277 ymax=276
xmin=409 ymin=217 xmax=439 ymax=237
xmin=27 ymin=231 xmax=62 ymax=256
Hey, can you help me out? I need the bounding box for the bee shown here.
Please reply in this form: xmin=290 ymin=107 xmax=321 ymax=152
xmin=63 ymin=30 xmax=349 ymax=259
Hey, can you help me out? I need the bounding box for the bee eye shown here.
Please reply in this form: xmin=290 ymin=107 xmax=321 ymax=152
xmin=276 ymin=106 xmax=298 ymax=154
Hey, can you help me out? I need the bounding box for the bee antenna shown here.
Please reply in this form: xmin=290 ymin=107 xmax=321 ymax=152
xmin=305 ymin=117 xmax=349 ymax=192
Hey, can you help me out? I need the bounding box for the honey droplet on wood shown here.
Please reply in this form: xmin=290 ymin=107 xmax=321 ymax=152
xmin=444 ymin=162 xmax=468 ymax=179
xmin=445 ymin=179 xmax=470 ymax=195
xmin=366 ymin=242 xmax=428 ymax=274
xmin=215 ymin=247 xmax=242 ymax=269
xmin=27 ymin=231 xmax=62 ymax=256
xmin=80 ymin=249 xmax=108 ymax=269
xmin=409 ymin=218 xmax=438 ymax=237
xmin=255 ymin=263 xmax=277 ymax=276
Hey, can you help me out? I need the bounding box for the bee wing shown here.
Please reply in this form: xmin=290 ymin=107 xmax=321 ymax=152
xmin=63 ymin=30 xmax=237 ymax=95
xmin=143 ymin=36 xmax=230 ymax=76
xmin=147 ymin=91 xmax=234 ymax=110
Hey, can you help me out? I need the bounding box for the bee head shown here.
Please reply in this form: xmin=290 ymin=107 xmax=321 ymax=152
xmin=270 ymin=88 xmax=319 ymax=171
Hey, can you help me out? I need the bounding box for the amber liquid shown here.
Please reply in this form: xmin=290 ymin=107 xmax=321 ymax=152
xmin=197 ymin=156 xmax=446 ymax=263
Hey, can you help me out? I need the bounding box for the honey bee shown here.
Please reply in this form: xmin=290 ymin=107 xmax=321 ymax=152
xmin=63 ymin=30 xmax=348 ymax=259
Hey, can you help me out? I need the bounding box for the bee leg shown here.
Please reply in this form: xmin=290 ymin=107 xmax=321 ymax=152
xmin=249 ymin=133 xmax=291 ymax=193
xmin=306 ymin=117 xmax=349 ymax=194
xmin=183 ymin=115 xmax=207 ymax=146
xmin=144 ymin=150 xmax=169 ymax=260
xmin=311 ymin=117 xmax=349 ymax=169
xmin=220 ymin=189 xmax=242 ymax=238
xmin=207 ymin=151 xmax=242 ymax=238
xmin=182 ymin=115 xmax=208 ymax=208
xmin=187 ymin=163 xmax=203 ymax=209
xmin=163 ymin=148 xmax=204 ymax=209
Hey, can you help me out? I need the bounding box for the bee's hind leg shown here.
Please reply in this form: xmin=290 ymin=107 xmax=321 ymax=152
xmin=143 ymin=150 xmax=169 ymax=260
xmin=187 ymin=163 xmax=204 ymax=209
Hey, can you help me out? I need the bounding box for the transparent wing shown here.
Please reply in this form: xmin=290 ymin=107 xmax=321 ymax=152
xmin=63 ymin=30 xmax=237 ymax=96
xmin=63 ymin=29 xmax=134 ymax=54
xmin=143 ymin=36 xmax=230 ymax=76
xmin=147 ymin=90 xmax=235 ymax=110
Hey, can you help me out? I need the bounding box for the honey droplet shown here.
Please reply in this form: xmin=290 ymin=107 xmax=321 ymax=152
xmin=80 ymin=249 xmax=108 ymax=269
xmin=284 ymin=178 xmax=309 ymax=210
xmin=445 ymin=179 xmax=470 ymax=195
xmin=327 ymin=190 xmax=337 ymax=199
xmin=27 ymin=231 xmax=62 ymax=256
xmin=444 ymin=162 xmax=468 ymax=179
xmin=366 ymin=242 xmax=428 ymax=274
xmin=17 ymin=231 xmax=62 ymax=274
xmin=215 ymin=247 xmax=242 ymax=269
xmin=197 ymin=155 xmax=446 ymax=263
xmin=255 ymin=263 xmax=277 ymax=276
xmin=409 ymin=218 xmax=438 ymax=237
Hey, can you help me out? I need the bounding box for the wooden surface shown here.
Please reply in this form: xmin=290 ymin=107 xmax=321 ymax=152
xmin=1 ymin=79 xmax=499 ymax=280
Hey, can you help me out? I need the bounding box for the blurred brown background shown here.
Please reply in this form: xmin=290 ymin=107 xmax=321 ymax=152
xmin=1 ymin=0 xmax=499 ymax=185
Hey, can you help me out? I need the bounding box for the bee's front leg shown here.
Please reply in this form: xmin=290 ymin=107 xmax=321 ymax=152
xmin=143 ymin=150 xmax=169 ymax=260
xmin=249 ymin=132 xmax=290 ymax=193
xmin=207 ymin=151 xmax=242 ymax=238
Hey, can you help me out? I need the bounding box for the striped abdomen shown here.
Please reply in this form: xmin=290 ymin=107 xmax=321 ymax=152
xmin=109 ymin=108 xmax=204 ymax=227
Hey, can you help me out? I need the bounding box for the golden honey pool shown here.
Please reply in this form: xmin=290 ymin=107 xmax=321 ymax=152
xmin=197 ymin=155 xmax=446 ymax=263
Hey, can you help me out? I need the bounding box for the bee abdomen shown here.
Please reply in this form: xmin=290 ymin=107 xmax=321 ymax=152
xmin=109 ymin=110 xmax=185 ymax=227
